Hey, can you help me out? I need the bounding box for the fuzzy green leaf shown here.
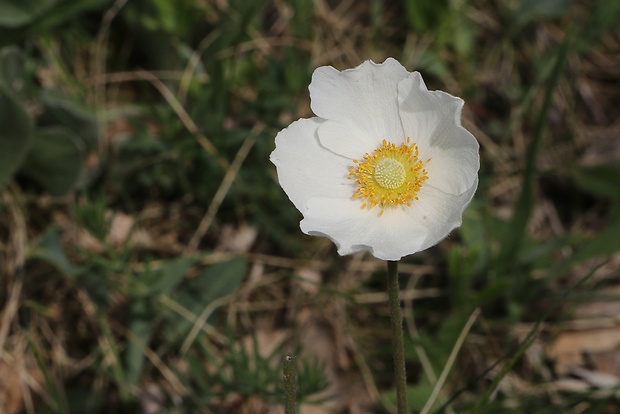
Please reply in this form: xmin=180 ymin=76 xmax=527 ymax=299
xmin=0 ymin=84 xmax=32 ymax=190
xmin=20 ymin=126 xmax=84 ymax=195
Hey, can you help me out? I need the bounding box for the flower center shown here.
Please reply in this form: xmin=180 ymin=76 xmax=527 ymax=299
xmin=374 ymin=158 xmax=406 ymax=189
xmin=348 ymin=138 xmax=430 ymax=215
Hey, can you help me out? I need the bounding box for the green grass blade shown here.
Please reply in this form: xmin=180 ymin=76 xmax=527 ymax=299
xmin=28 ymin=336 xmax=68 ymax=414
xmin=496 ymin=32 xmax=573 ymax=274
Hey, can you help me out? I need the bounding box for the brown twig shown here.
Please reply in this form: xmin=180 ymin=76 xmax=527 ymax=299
xmin=185 ymin=126 xmax=261 ymax=253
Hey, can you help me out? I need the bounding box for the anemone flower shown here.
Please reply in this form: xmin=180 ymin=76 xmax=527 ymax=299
xmin=270 ymin=58 xmax=479 ymax=261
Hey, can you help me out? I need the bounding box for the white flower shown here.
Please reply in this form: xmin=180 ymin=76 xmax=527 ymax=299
xmin=270 ymin=58 xmax=480 ymax=261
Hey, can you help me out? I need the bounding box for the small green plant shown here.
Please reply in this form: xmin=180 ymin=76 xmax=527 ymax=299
xmin=0 ymin=45 xmax=97 ymax=195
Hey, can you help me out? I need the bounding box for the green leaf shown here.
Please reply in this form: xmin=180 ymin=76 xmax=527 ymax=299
xmin=450 ymin=12 xmax=474 ymax=56
xmin=0 ymin=0 xmax=111 ymax=46
xmin=75 ymin=262 xmax=110 ymax=306
xmin=404 ymin=0 xmax=449 ymax=32
xmin=185 ymin=258 xmax=247 ymax=310
xmin=0 ymin=45 xmax=25 ymax=92
xmin=0 ymin=0 xmax=110 ymax=28
xmin=41 ymin=91 xmax=98 ymax=151
xmin=125 ymin=299 xmax=154 ymax=385
xmin=28 ymin=226 xmax=81 ymax=278
xmin=20 ymin=126 xmax=84 ymax=195
xmin=415 ymin=49 xmax=450 ymax=79
xmin=59 ymin=388 xmax=104 ymax=414
xmin=558 ymin=215 xmax=620 ymax=271
xmin=515 ymin=0 xmax=572 ymax=26
xmin=0 ymin=0 xmax=58 ymax=28
xmin=0 ymin=84 xmax=32 ymax=189
xmin=29 ymin=228 xmax=109 ymax=305
xmin=459 ymin=200 xmax=488 ymax=253
xmin=571 ymin=165 xmax=620 ymax=201
xmin=576 ymin=0 xmax=620 ymax=50
xmin=142 ymin=257 xmax=197 ymax=297
xmin=165 ymin=258 xmax=247 ymax=341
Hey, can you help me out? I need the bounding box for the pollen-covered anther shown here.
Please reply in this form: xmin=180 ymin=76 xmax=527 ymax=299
xmin=349 ymin=139 xmax=429 ymax=215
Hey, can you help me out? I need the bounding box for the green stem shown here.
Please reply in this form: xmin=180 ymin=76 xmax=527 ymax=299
xmin=283 ymin=354 xmax=297 ymax=414
xmin=387 ymin=260 xmax=407 ymax=413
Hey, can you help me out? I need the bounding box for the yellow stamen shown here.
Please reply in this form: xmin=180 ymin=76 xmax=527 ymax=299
xmin=348 ymin=138 xmax=429 ymax=215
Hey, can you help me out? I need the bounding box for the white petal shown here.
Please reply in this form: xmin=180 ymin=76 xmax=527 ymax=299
xmin=406 ymin=179 xmax=479 ymax=250
xmin=397 ymin=72 xmax=443 ymax=149
xmin=423 ymin=145 xmax=480 ymax=196
xmin=300 ymin=198 xmax=429 ymax=261
xmin=309 ymin=58 xmax=408 ymax=146
xmin=398 ymin=72 xmax=480 ymax=195
xmin=270 ymin=118 xmax=353 ymax=213
xmin=316 ymin=120 xmax=375 ymax=159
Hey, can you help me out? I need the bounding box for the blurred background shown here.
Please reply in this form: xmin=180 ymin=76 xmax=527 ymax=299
xmin=0 ymin=0 xmax=619 ymax=413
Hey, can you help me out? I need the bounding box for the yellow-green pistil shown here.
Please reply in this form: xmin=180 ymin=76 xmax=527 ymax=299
xmin=348 ymin=138 xmax=430 ymax=215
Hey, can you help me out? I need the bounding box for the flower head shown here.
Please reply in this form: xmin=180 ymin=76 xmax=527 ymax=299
xmin=270 ymin=58 xmax=480 ymax=261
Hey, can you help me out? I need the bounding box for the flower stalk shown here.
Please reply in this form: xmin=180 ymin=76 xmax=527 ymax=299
xmin=283 ymin=355 xmax=297 ymax=414
xmin=387 ymin=260 xmax=408 ymax=413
